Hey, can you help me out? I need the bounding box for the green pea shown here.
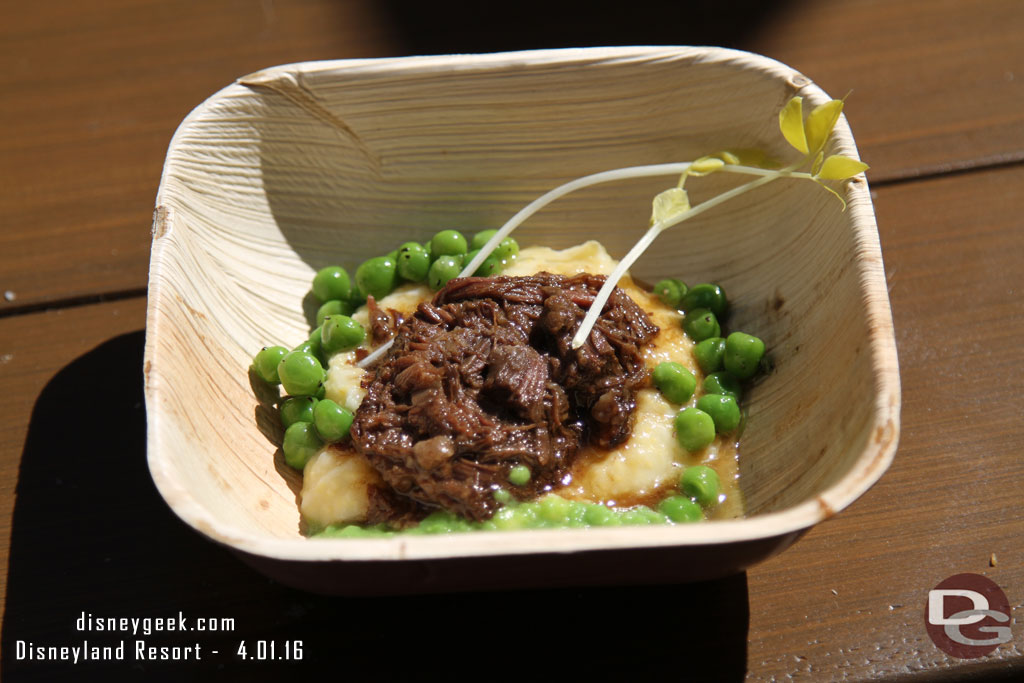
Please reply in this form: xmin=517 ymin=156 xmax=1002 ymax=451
xmin=316 ymin=299 xmax=355 ymax=328
xmin=492 ymin=237 xmax=519 ymax=261
xmin=620 ymin=509 xmax=654 ymax=525
xmin=253 ymin=345 xmax=288 ymax=384
xmin=429 ymin=230 xmax=468 ymax=260
xmin=653 ymin=278 xmax=686 ymax=308
xmin=280 ymin=396 xmax=318 ymax=428
xmin=418 ymin=510 xmax=456 ymax=534
xmin=474 ymin=253 xmax=503 ymax=277
xmin=583 ymin=503 xmax=620 ymax=526
xmin=311 ymin=266 xmax=351 ymax=303
xmin=321 ymin=315 xmax=365 ymax=354
xmin=682 ymin=308 xmax=721 ymax=342
xmin=313 ymin=398 xmax=354 ymax=443
xmin=539 ymin=494 xmax=570 ymax=522
xmin=428 ymin=255 xmax=463 ymax=290
xmin=658 ymin=495 xmax=703 ymax=522
xmin=723 ymin=331 xmax=766 ymax=380
xmin=282 ymin=421 xmax=323 ymax=469
xmin=493 ymin=488 xmax=512 ymax=504
xmin=693 ymin=337 xmax=726 ymax=374
xmin=514 ymin=502 xmax=540 ymax=528
xmin=674 ymin=407 xmax=716 ymax=452
xmin=348 ymin=283 xmax=367 ymax=308
xmin=695 ymin=393 xmax=741 ymax=433
xmin=636 ymin=506 xmax=669 ymax=524
xmin=681 ymin=465 xmax=720 ymax=506
xmin=396 ymin=242 xmax=431 ymax=282
xmin=652 ymin=361 xmax=696 ymax=404
xmin=703 ymin=371 xmax=742 ymax=400
xmin=565 ymin=500 xmax=588 ymax=527
xmin=355 ymin=255 xmax=398 ymax=301
xmin=491 ymin=506 xmax=521 ymax=530
xmin=471 ymin=229 xmax=498 ymax=250
xmin=508 ymin=465 xmax=532 ymax=486
xmin=302 ymin=328 xmax=326 ymax=365
xmin=291 ymin=339 xmax=315 ymax=356
xmin=277 ymin=351 xmax=325 ymax=397
xmin=346 ymin=523 xmax=377 ymax=536
xmin=680 ymin=283 xmax=728 ymax=317
xmin=460 ymin=248 xmax=499 ymax=276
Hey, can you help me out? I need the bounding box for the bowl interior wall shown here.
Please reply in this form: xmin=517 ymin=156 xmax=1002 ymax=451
xmin=150 ymin=49 xmax=884 ymax=541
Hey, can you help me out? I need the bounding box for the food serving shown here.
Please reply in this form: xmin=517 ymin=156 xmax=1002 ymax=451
xmin=249 ymin=95 xmax=866 ymax=537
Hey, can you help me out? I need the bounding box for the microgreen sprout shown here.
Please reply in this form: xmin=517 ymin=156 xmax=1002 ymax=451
xmin=566 ymin=95 xmax=866 ymax=348
xmin=358 ymin=95 xmax=865 ymax=367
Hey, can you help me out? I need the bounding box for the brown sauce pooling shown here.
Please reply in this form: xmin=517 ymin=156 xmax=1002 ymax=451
xmin=350 ymin=272 xmax=659 ymax=524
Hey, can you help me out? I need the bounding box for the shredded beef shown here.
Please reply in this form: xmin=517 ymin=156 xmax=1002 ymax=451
xmin=364 ymin=296 xmax=404 ymax=345
xmin=350 ymin=273 xmax=659 ymax=523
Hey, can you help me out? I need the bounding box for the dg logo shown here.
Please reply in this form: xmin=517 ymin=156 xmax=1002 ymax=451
xmin=925 ymin=573 xmax=1013 ymax=659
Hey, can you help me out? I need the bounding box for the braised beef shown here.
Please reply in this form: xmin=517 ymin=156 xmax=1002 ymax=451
xmin=350 ymin=273 xmax=658 ymax=523
xmin=365 ymin=295 xmax=404 ymax=344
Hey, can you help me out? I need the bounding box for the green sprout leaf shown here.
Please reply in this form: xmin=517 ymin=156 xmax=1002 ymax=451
xmin=688 ymin=156 xmax=726 ymax=176
xmin=812 ymin=179 xmax=848 ymax=211
xmin=650 ymin=187 xmax=690 ymax=225
xmin=811 ymin=150 xmax=825 ymax=176
xmin=816 ymin=154 xmax=869 ymax=180
xmin=717 ymin=148 xmax=781 ymax=169
xmin=361 ymin=91 xmax=866 ymax=365
xmin=719 ymin=150 xmax=741 ymax=165
xmin=805 ymin=99 xmax=845 ymax=156
xmin=779 ymin=96 xmax=809 ymax=154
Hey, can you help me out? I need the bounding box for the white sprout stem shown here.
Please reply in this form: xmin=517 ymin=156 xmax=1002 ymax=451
xmin=719 ymin=165 xmax=811 ymax=180
xmin=570 ymin=171 xmax=782 ymax=349
xmin=360 ymin=162 xmax=693 ymax=369
xmin=459 ymin=162 xmax=695 ymax=278
xmin=359 ymin=161 xmax=803 ymax=367
xmin=357 ymin=335 xmax=395 ymax=367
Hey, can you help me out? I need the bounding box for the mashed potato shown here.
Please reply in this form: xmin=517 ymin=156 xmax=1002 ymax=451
xmin=302 ymin=241 xmax=743 ymax=528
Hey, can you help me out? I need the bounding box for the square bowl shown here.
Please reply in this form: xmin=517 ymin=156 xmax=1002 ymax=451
xmin=145 ymin=46 xmax=900 ymax=595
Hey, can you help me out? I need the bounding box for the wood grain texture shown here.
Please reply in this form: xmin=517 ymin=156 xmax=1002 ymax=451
xmin=745 ymin=164 xmax=1024 ymax=681
xmin=0 ymin=297 xmax=147 ymax=622
xmin=145 ymin=49 xmax=896 ymax=569
xmin=2 ymin=167 xmax=1021 ymax=677
xmin=0 ymin=125 xmax=1021 ymax=683
xmin=3 ymin=0 xmax=1024 ymax=314
xmin=2 ymin=0 xmax=1024 ymax=679
xmin=0 ymin=0 xmax=399 ymax=312
xmin=745 ymin=0 xmax=1024 ymax=182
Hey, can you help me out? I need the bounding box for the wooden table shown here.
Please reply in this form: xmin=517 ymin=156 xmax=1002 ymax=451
xmin=3 ymin=1 xmax=1022 ymax=680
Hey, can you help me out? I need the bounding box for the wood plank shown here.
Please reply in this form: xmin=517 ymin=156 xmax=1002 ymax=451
xmin=745 ymin=164 xmax=1024 ymax=679
xmin=0 ymin=297 xmax=750 ymax=680
xmin=744 ymin=0 xmax=1024 ymax=181
xmin=0 ymin=297 xmax=148 ymax=620
xmin=0 ymin=0 xmax=400 ymax=312
xmin=349 ymin=0 xmax=1024 ymax=183
xmin=4 ymin=0 xmax=1022 ymax=313
xmin=1 ymin=166 xmax=1022 ymax=679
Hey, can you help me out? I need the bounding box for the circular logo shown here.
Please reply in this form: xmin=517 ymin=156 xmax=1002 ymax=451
xmin=925 ymin=573 xmax=1013 ymax=659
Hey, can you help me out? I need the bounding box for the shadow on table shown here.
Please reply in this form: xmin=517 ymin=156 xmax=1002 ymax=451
xmin=379 ymin=0 xmax=792 ymax=54
xmin=249 ymin=0 xmax=797 ymax=281
xmin=3 ymin=331 xmax=749 ymax=681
